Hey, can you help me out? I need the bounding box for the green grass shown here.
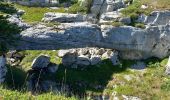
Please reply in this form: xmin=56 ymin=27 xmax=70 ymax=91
xmin=19 ymin=50 xmax=61 ymax=71
xmin=2 ymin=50 xmax=170 ymax=99
xmin=0 ymin=86 xmax=78 ymax=100
xmin=15 ymin=4 xmax=66 ymax=23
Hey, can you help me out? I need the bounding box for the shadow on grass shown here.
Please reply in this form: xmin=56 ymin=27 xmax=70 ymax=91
xmin=3 ymin=58 xmax=159 ymax=98
xmin=4 ymin=65 xmax=27 ymax=90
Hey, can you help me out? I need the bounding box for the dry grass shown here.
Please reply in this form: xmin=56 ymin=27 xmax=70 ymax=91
xmin=141 ymin=0 xmax=170 ymax=10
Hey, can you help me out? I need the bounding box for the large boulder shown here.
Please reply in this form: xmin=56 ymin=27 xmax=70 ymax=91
xmin=31 ymin=55 xmax=50 ymax=69
xmin=102 ymin=23 xmax=170 ymax=59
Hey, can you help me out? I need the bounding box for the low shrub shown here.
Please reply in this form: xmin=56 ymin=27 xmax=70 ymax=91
xmin=67 ymin=2 xmax=88 ymax=14
xmin=0 ymin=2 xmax=17 ymax=14
xmin=0 ymin=15 xmax=21 ymax=53
xmin=135 ymin=23 xmax=146 ymax=29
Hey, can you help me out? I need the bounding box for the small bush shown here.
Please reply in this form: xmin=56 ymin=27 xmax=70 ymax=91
xmin=135 ymin=23 xmax=146 ymax=29
xmin=111 ymin=22 xmax=124 ymax=27
xmin=161 ymin=79 xmax=170 ymax=91
xmin=0 ymin=2 xmax=17 ymax=14
xmin=67 ymin=3 xmax=88 ymax=14
xmin=0 ymin=15 xmax=21 ymax=53
xmin=121 ymin=0 xmax=152 ymax=17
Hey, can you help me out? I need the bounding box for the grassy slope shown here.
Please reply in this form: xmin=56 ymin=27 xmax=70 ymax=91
xmin=2 ymin=50 xmax=170 ymax=99
xmin=1 ymin=0 xmax=170 ymax=99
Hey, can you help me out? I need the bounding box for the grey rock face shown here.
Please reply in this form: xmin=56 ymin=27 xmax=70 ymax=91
xmin=119 ymin=17 xmax=131 ymax=24
xmin=137 ymin=11 xmax=170 ymax=25
xmin=99 ymin=11 xmax=122 ymax=23
xmin=62 ymin=52 xmax=77 ymax=67
xmin=32 ymin=55 xmax=50 ymax=69
xmin=13 ymin=10 xmax=170 ymax=60
xmin=90 ymin=0 xmax=125 ymax=16
xmin=165 ymin=56 xmax=170 ymax=75
xmin=7 ymin=15 xmax=30 ymax=29
xmin=42 ymin=12 xmax=86 ymax=23
xmin=0 ymin=55 xmax=7 ymax=84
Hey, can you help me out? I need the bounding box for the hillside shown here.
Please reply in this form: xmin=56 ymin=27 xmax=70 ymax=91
xmin=0 ymin=0 xmax=170 ymax=100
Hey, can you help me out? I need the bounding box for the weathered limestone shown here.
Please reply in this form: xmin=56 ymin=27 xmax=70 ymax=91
xmin=42 ymin=12 xmax=86 ymax=23
xmin=7 ymin=15 xmax=30 ymax=29
xmin=58 ymin=48 xmax=119 ymax=68
xmin=165 ymin=56 xmax=170 ymax=75
xmin=137 ymin=11 xmax=170 ymax=25
xmin=90 ymin=0 xmax=125 ymax=16
xmin=32 ymin=55 xmax=51 ymax=69
xmin=99 ymin=11 xmax=122 ymax=24
xmin=7 ymin=10 xmax=169 ymax=60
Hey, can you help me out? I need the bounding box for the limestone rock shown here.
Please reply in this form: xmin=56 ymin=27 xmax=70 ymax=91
xmin=0 ymin=55 xmax=7 ymax=84
xmin=47 ymin=63 xmax=58 ymax=73
xmin=7 ymin=15 xmax=30 ymax=29
xmin=77 ymin=55 xmax=91 ymax=66
xmin=119 ymin=17 xmax=131 ymax=24
xmin=144 ymin=11 xmax=170 ymax=25
xmin=59 ymin=47 xmax=119 ymax=68
xmin=31 ymin=55 xmax=50 ymax=69
xmin=90 ymin=0 xmax=125 ymax=16
xmin=99 ymin=11 xmax=122 ymax=24
xmin=165 ymin=56 xmax=170 ymax=75
xmin=62 ymin=52 xmax=77 ymax=67
xmin=90 ymin=55 xmax=102 ymax=65
xmin=42 ymin=12 xmax=86 ymax=23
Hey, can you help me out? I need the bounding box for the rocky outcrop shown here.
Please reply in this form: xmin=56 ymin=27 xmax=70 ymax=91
xmin=145 ymin=11 xmax=170 ymax=25
xmin=58 ymin=48 xmax=119 ymax=68
xmin=11 ymin=10 xmax=170 ymax=60
xmin=90 ymin=0 xmax=125 ymax=17
xmin=0 ymin=55 xmax=7 ymax=84
xmin=42 ymin=12 xmax=86 ymax=23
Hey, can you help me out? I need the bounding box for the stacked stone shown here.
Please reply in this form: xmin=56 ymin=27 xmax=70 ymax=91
xmin=58 ymin=47 xmax=120 ymax=69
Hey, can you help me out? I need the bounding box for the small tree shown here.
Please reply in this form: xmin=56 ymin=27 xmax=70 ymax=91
xmin=0 ymin=2 xmax=21 ymax=83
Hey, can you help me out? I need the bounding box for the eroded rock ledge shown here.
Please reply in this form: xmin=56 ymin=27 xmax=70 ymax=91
xmin=7 ymin=10 xmax=170 ymax=60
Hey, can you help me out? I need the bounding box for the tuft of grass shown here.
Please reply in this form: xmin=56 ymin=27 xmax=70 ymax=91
xmin=67 ymin=2 xmax=88 ymax=14
xmin=134 ymin=23 xmax=146 ymax=29
xmin=0 ymin=86 xmax=78 ymax=100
